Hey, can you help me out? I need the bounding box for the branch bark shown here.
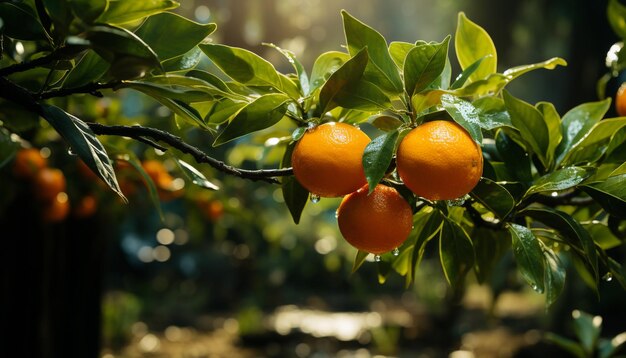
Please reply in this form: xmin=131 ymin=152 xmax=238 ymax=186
xmin=87 ymin=123 xmax=293 ymax=184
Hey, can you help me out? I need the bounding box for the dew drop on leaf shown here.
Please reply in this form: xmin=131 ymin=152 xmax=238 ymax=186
xmin=531 ymin=283 xmax=544 ymax=293
xmin=306 ymin=122 xmax=316 ymax=132
xmin=374 ymin=254 xmax=381 ymax=262
xmin=67 ymin=147 xmax=77 ymax=156
xmin=335 ymin=210 xmax=339 ymax=219
xmin=310 ymin=194 xmax=320 ymax=203
xmin=603 ymin=272 xmax=613 ymax=282
xmin=392 ymin=248 xmax=400 ymax=256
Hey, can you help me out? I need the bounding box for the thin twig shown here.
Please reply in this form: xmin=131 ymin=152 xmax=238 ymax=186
xmin=87 ymin=123 xmax=293 ymax=184
xmin=36 ymin=81 xmax=122 ymax=100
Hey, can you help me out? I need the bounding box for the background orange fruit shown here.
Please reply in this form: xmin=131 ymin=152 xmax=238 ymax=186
xmin=291 ymin=122 xmax=370 ymax=197
xmin=34 ymin=168 xmax=67 ymax=201
xmin=12 ymin=148 xmax=47 ymax=179
xmin=337 ymin=184 xmax=413 ymax=254
xmin=616 ymin=83 xmax=626 ymax=116
xmin=42 ymin=193 xmax=70 ymax=223
xmin=396 ymin=120 xmax=483 ymax=201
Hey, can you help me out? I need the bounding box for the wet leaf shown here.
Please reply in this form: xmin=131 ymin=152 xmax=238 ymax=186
xmin=503 ymin=91 xmax=549 ymax=168
xmin=318 ymin=48 xmax=368 ymax=114
xmin=439 ymin=217 xmax=475 ymax=286
xmin=176 ymin=159 xmax=219 ymax=190
xmin=544 ymin=248 xmax=566 ymax=308
xmin=0 ymin=3 xmax=47 ymax=41
xmin=470 ymin=178 xmax=515 ymax=220
xmin=389 ymin=41 xmax=415 ymax=69
xmin=40 ymin=105 xmax=125 ymax=200
xmin=363 ymin=130 xmax=399 ymax=193
xmin=97 ymin=0 xmax=179 ymax=24
xmin=309 ymin=51 xmax=350 ymax=93
xmin=63 ymin=51 xmax=110 ymax=89
xmin=508 ymin=223 xmax=545 ymax=292
xmin=352 ymin=250 xmax=370 ymax=273
xmin=281 ymin=142 xmax=308 ymax=224
xmin=524 ymin=166 xmax=595 ymax=197
xmin=582 ymin=174 xmax=626 ymax=219
xmin=450 ymin=55 xmax=490 ymax=89
xmin=503 ymin=57 xmax=567 ymax=81
xmin=441 ymin=94 xmax=482 ymax=143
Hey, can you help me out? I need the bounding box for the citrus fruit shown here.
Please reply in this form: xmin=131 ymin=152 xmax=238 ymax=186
xmin=616 ymin=83 xmax=626 ymax=116
xmin=34 ymin=168 xmax=67 ymax=201
xmin=13 ymin=148 xmax=47 ymax=179
xmin=337 ymin=184 xmax=413 ymax=254
xmin=197 ymin=198 xmax=224 ymax=222
xmin=42 ymin=192 xmax=70 ymax=222
xmin=142 ymin=160 xmax=184 ymax=201
xmin=396 ymin=120 xmax=483 ymax=201
xmin=291 ymin=122 xmax=370 ymax=197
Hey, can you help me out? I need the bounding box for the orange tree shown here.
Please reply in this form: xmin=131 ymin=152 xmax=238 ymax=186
xmin=0 ymin=0 xmax=625 ymax=311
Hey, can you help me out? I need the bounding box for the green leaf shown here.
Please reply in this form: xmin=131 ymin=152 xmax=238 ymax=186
xmin=440 ymin=94 xmax=482 ymax=143
xmin=584 ymin=222 xmax=622 ymax=250
xmin=455 ymin=12 xmax=497 ymax=82
xmin=608 ymin=0 xmax=626 ymax=39
xmin=572 ymin=310 xmax=603 ymax=355
xmin=543 ymin=248 xmax=566 ymax=308
xmin=135 ymin=12 xmax=216 ymax=61
xmin=410 ymin=90 xmax=447 ymax=114
xmin=71 ymin=0 xmax=107 ymax=24
xmin=204 ymin=99 xmax=247 ymax=126
xmin=0 ymin=3 xmax=47 ymax=41
xmin=439 ymin=217 xmax=475 ymax=286
xmin=503 ymin=57 xmax=567 ymax=82
xmin=450 ymin=55 xmax=490 ymax=89
xmin=521 ymin=207 xmax=599 ymax=281
xmin=97 ymin=0 xmax=179 ymax=24
xmin=84 ymin=24 xmax=161 ymax=79
xmin=563 ymin=117 xmax=626 ymax=166
xmin=309 ymin=51 xmax=350 ymax=93
xmin=555 ymin=99 xmax=611 ymax=166
xmin=332 ymin=80 xmax=392 ymax=111
xmin=503 ymin=91 xmax=550 ymax=168
xmin=40 ymin=105 xmax=125 ymax=200
xmin=473 ymin=97 xmax=513 ymax=130
xmin=176 ymin=159 xmax=219 ymax=190
xmin=406 ymin=209 xmax=443 ymax=286
xmin=363 ymin=130 xmax=399 ymax=193
xmin=352 ymin=250 xmax=370 ymax=273
xmin=318 ymin=48 xmax=368 ymax=114
xmin=162 ymin=47 xmax=204 ymax=72
xmin=265 ymin=43 xmax=310 ymax=96
xmin=454 ymin=73 xmax=508 ymax=97
xmin=199 ymin=44 xmax=292 ymax=96
xmin=341 ymin=10 xmax=403 ymax=94
xmin=582 ymin=174 xmax=626 ymax=219
xmin=371 ymin=115 xmax=404 ymax=131
xmin=404 ymin=36 xmax=450 ymax=96
xmin=63 ymin=51 xmax=110 ymax=89
xmin=42 ymin=0 xmax=72 ymax=38
xmin=524 ymin=166 xmax=595 ymax=197
xmin=536 ymin=101 xmax=562 ymax=170
xmin=122 ymin=75 xmax=234 ymax=102
xmin=495 ymin=130 xmax=533 ymax=183
xmin=508 ymin=223 xmax=545 ymax=292
xmin=389 ymin=41 xmax=415 ymax=69
xmin=0 ymin=100 xmax=40 ymax=133
xmin=281 ymin=142 xmax=308 ymax=224
xmin=214 ymin=94 xmax=290 ymax=146
xmin=152 ymin=96 xmax=206 ymax=128
xmin=470 ymin=178 xmax=515 ymax=220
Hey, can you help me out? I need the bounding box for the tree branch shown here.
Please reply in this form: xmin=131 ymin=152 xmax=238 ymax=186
xmin=36 ymin=81 xmax=122 ymax=100
xmin=87 ymin=123 xmax=293 ymax=184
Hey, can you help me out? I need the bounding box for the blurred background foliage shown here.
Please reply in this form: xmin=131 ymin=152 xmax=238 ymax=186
xmin=1 ymin=0 xmax=626 ymax=357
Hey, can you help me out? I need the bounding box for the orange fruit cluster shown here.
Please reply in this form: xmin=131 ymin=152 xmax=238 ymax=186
xmin=616 ymin=83 xmax=626 ymax=117
xmin=290 ymin=120 xmax=483 ymax=256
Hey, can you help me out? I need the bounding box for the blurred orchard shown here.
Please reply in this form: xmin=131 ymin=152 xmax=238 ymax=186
xmin=1 ymin=1 xmax=626 ymax=358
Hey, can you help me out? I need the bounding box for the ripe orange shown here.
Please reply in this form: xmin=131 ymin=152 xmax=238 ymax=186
xmin=337 ymin=184 xmax=413 ymax=254
xmin=13 ymin=148 xmax=47 ymax=179
xmin=616 ymin=83 xmax=626 ymax=116
xmin=197 ymin=199 xmax=224 ymax=222
xmin=142 ymin=160 xmax=184 ymax=201
xmin=396 ymin=120 xmax=482 ymax=201
xmin=42 ymin=192 xmax=70 ymax=223
xmin=34 ymin=168 xmax=67 ymax=201
xmin=291 ymin=122 xmax=370 ymax=197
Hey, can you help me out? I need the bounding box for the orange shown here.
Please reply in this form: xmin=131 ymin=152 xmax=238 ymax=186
xmin=197 ymin=199 xmax=224 ymax=222
xmin=34 ymin=168 xmax=67 ymax=201
xmin=616 ymin=83 xmax=626 ymax=116
xmin=337 ymin=184 xmax=413 ymax=254
xmin=291 ymin=122 xmax=370 ymax=197
xmin=13 ymin=148 xmax=47 ymax=179
xmin=396 ymin=120 xmax=483 ymax=201
xmin=42 ymin=192 xmax=70 ymax=222
xmin=141 ymin=160 xmax=184 ymax=201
